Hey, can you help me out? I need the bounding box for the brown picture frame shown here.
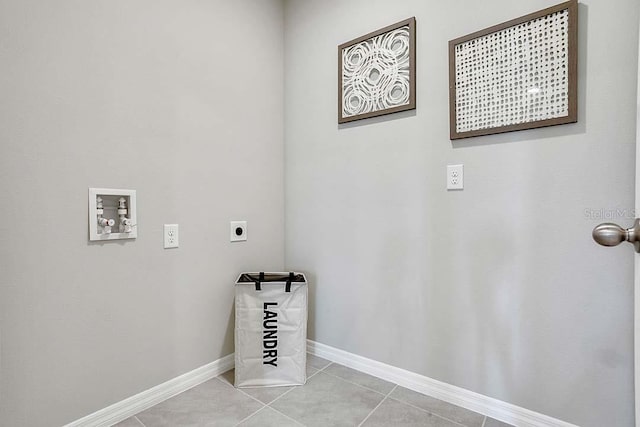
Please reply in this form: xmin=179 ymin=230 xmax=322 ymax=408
xmin=338 ymin=17 xmax=416 ymax=124
xmin=448 ymin=0 xmax=578 ymax=140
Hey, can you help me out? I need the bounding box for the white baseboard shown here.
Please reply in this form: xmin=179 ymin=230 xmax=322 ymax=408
xmin=65 ymin=353 xmax=235 ymax=427
xmin=65 ymin=342 xmax=578 ymax=427
xmin=307 ymin=340 xmax=578 ymax=427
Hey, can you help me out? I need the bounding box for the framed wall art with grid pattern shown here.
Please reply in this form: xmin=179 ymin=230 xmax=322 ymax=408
xmin=339 ymin=17 xmax=416 ymax=124
xmin=448 ymin=0 xmax=578 ymax=140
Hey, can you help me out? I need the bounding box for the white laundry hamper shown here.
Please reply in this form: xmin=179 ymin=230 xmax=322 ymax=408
xmin=234 ymin=272 xmax=308 ymax=388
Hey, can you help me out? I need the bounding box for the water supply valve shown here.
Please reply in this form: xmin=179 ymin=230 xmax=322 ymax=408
xmin=89 ymin=188 xmax=137 ymax=241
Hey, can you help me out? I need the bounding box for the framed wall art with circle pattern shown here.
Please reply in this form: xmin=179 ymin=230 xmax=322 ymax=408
xmin=449 ymin=0 xmax=578 ymax=140
xmin=338 ymin=17 xmax=416 ymax=124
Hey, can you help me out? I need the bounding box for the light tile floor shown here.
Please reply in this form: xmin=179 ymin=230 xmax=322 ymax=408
xmin=115 ymin=354 xmax=514 ymax=427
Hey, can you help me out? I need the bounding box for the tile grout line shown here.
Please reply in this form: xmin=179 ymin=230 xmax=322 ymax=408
xmin=358 ymin=396 xmax=389 ymax=427
xmin=232 ymin=406 xmax=268 ymax=427
xmin=357 ymin=383 xmax=398 ymax=427
xmin=221 ymin=376 xmax=307 ymax=426
xmin=130 ymin=358 xmax=477 ymax=427
xmin=262 ymin=357 xmax=332 ymax=404
xmin=264 ymin=361 xmax=383 ymax=426
xmin=316 ymin=362 xmax=332 ymax=371
xmin=259 ymin=383 xmax=307 ymax=426
xmin=261 ymin=365 xmax=327 ymax=426
xmin=227 ymin=385 xmax=267 ymax=408
xmin=318 ymin=368 xmax=392 ymax=397
xmin=319 ymin=359 xmax=480 ymax=427
xmin=126 ymin=356 xmax=482 ymax=427
xmin=265 ymin=382 xmax=299 ymax=406
xmin=212 ymin=376 xmax=267 ymax=427
xmin=226 ymin=369 xmax=468 ymax=427
xmin=307 ymin=368 xmax=321 ymax=379
xmin=384 ymin=395 xmax=469 ymax=427
xmin=224 ymin=358 xmax=323 ymax=426
xmin=266 ymin=405 xmax=307 ymax=426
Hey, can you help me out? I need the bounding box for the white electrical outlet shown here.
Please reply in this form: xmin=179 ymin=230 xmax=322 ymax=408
xmin=447 ymin=164 xmax=464 ymax=190
xmin=164 ymin=224 xmax=179 ymax=248
xmin=230 ymin=221 xmax=247 ymax=242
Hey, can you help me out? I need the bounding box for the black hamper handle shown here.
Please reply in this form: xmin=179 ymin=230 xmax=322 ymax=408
xmin=285 ymin=272 xmax=294 ymax=292
xmin=255 ymin=272 xmax=265 ymax=291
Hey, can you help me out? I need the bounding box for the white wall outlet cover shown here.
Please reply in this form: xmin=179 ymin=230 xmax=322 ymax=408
xmin=164 ymin=224 xmax=179 ymax=248
xmin=447 ymin=164 xmax=464 ymax=190
xmin=230 ymin=221 xmax=247 ymax=242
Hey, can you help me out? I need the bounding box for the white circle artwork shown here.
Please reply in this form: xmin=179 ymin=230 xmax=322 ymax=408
xmin=454 ymin=9 xmax=569 ymax=133
xmin=342 ymin=26 xmax=411 ymax=118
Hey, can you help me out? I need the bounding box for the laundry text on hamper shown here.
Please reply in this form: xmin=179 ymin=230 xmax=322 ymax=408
xmin=263 ymin=302 xmax=278 ymax=366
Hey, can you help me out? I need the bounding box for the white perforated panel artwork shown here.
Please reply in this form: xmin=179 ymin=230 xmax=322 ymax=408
xmin=339 ymin=18 xmax=415 ymax=123
xmin=450 ymin=1 xmax=577 ymax=139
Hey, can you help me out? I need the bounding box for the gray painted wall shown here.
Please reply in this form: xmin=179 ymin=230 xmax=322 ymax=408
xmin=284 ymin=1 xmax=639 ymax=426
xmin=0 ymin=1 xmax=284 ymax=425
